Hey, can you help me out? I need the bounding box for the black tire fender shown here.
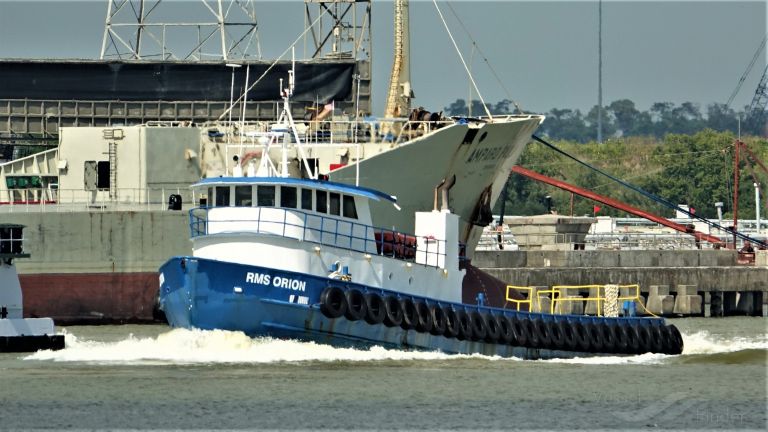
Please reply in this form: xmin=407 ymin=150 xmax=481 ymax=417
xmin=383 ymin=295 xmax=403 ymax=327
xmin=363 ymin=293 xmax=386 ymax=325
xmin=399 ymin=298 xmax=417 ymax=330
xmin=636 ymin=324 xmax=652 ymax=354
xmin=534 ymin=319 xmax=552 ymax=348
xmin=587 ymin=322 xmax=604 ymax=353
xmin=320 ymin=286 xmax=347 ymax=319
xmin=344 ymin=289 xmax=367 ymax=321
xmin=665 ymin=325 xmax=684 ymax=355
xmin=612 ymin=324 xmax=629 ymax=354
xmin=510 ymin=316 xmax=528 ymax=347
xmin=623 ymin=325 xmax=641 ymax=354
xmin=483 ymin=313 xmax=501 ymax=343
xmin=443 ymin=307 xmax=460 ymax=339
xmin=415 ymin=302 xmax=433 ymax=333
xmin=429 ymin=305 xmax=447 ymax=336
xmin=469 ymin=311 xmax=487 ymax=342
xmin=456 ymin=310 xmax=472 ymax=341
xmin=523 ymin=319 xmax=540 ymax=348
xmin=496 ymin=315 xmax=514 ymax=345
xmin=572 ymin=322 xmax=591 ymax=352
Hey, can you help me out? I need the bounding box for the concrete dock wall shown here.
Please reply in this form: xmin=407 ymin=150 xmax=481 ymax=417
xmin=474 ymin=250 xmax=739 ymax=269
xmin=476 ymin=250 xmax=768 ymax=317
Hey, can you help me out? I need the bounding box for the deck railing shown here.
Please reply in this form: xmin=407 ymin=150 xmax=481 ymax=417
xmin=0 ymin=186 xmax=196 ymax=213
xmin=189 ymin=206 xmax=453 ymax=268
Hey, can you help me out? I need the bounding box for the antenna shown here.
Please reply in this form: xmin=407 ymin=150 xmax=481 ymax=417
xmin=100 ymin=0 xmax=261 ymax=60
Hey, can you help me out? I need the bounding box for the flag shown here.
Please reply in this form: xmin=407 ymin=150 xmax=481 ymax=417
xmin=593 ymin=205 xmax=601 ymax=214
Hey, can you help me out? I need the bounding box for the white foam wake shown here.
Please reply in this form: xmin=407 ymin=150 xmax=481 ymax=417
xmin=24 ymin=327 xmax=766 ymax=365
xmin=25 ymin=328 xmax=480 ymax=364
xmin=680 ymin=330 xmax=767 ymax=355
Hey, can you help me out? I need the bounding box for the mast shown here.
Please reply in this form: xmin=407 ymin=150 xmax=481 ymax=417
xmin=384 ymin=0 xmax=413 ymax=118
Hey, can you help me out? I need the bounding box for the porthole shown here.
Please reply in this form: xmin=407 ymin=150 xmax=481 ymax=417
xmin=479 ymin=131 xmax=488 ymax=142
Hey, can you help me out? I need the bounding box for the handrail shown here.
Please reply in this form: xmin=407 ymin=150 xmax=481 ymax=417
xmin=506 ymin=285 xmax=534 ymax=311
xmin=506 ymin=283 xmax=655 ymax=317
xmin=189 ymin=206 xmax=451 ymax=268
xmin=0 ymin=186 xmax=195 ymax=213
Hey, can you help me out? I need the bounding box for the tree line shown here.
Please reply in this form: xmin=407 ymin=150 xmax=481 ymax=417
xmin=495 ymin=130 xmax=767 ymax=220
xmin=443 ymin=98 xmax=767 ymax=142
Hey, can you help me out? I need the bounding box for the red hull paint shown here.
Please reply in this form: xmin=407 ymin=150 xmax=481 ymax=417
xmin=20 ymin=272 xmax=159 ymax=323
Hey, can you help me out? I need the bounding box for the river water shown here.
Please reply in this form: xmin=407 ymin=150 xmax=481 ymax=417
xmin=0 ymin=317 xmax=765 ymax=430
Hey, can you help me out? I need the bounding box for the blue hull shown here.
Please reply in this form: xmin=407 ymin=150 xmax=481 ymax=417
xmin=159 ymin=256 xmax=677 ymax=359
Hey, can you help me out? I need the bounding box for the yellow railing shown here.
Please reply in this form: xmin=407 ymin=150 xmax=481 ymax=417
xmin=506 ymin=283 xmax=654 ymax=316
xmin=505 ymin=285 xmax=534 ymax=311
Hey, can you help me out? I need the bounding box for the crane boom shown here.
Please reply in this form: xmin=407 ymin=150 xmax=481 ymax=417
xmin=511 ymin=165 xmax=726 ymax=246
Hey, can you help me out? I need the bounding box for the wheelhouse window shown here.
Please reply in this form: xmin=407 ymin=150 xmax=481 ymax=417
xmin=215 ymin=186 xmax=230 ymax=207
xmin=329 ymin=192 xmax=341 ymax=216
xmin=281 ymin=186 xmax=297 ymax=208
xmin=343 ymin=195 xmax=358 ymax=219
xmin=316 ymin=190 xmax=327 ymax=213
xmin=301 ymin=188 xmax=313 ymax=210
xmin=257 ymin=185 xmax=275 ymax=207
xmin=234 ymin=186 xmax=252 ymax=206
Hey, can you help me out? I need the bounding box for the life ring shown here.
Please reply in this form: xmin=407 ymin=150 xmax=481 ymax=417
xmin=586 ymin=322 xmax=604 ymax=353
xmin=483 ymin=313 xmax=501 ymax=343
xmin=648 ymin=325 xmax=665 ymax=353
xmin=344 ymin=289 xmax=367 ymax=321
xmin=456 ymin=310 xmax=472 ymax=340
xmin=534 ymin=319 xmax=552 ymax=348
xmin=495 ymin=315 xmax=514 ymax=345
xmin=429 ymin=305 xmax=446 ymax=336
xmin=443 ymin=307 xmax=460 ymax=339
xmin=509 ymin=317 xmax=528 ymax=347
xmin=383 ymin=295 xmax=403 ymax=327
xmin=611 ymin=324 xmax=629 ymax=354
xmin=470 ymin=311 xmax=487 ymax=342
xmin=523 ymin=318 xmax=540 ymax=348
xmin=399 ymin=298 xmax=417 ymax=330
xmin=624 ymin=325 xmax=641 ymax=354
xmin=636 ymin=324 xmax=652 ymax=354
xmin=415 ymin=302 xmax=433 ymax=333
xmin=599 ymin=323 xmax=616 ymax=353
xmin=320 ymin=286 xmax=347 ymax=319
xmin=572 ymin=322 xmax=591 ymax=352
xmin=664 ymin=325 xmax=684 ymax=355
xmin=363 ymin=293 xmax=386 ymax=325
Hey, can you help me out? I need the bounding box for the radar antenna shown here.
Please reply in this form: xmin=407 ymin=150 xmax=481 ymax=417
xmin=100 ymin=0 xmax=261 ymax=61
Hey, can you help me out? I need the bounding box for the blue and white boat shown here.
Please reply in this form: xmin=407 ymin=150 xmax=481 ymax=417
xmin=158 ymin=70 xmax=683 ymax=359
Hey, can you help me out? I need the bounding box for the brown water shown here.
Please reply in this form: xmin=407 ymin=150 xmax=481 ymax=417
xmin=0 ymin=317 xmax=765 ymax=430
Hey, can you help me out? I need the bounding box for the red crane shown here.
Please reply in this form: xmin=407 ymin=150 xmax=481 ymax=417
xmin=511 ymin=165 xmax=726 ymax=246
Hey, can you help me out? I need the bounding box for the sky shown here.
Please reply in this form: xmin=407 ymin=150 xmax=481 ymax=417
xmin=0 ymin=0 xmax=766 ymax=116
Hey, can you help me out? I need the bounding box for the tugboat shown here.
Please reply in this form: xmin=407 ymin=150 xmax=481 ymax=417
xmin=157 ymin=71 xmax=684 ymax=359
xmin=0 ymin=225 xmax=65 ymax=352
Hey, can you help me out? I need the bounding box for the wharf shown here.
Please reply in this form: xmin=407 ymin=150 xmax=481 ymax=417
xmin=475 ymin=249 xmax=768 ymax=317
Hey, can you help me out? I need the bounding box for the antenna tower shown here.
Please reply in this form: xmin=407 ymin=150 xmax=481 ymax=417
xmin=303 ymin=0 xmax=372 ymax=60
xmin=100 ymin=0 xmax=261 ymax=61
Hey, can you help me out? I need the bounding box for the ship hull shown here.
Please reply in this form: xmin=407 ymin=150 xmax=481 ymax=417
xmin=159 ymin=256 xmax=669 ymax=359
xmin=5 ymin=117 xmax=542 ymax=322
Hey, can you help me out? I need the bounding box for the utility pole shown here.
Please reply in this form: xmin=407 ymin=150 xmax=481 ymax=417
xmin=597 ymin=0 xmax=603 ymax=144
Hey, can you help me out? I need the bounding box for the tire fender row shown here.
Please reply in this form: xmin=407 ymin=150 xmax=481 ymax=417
xmin=319 ymin=286 xmax=683 ymax=355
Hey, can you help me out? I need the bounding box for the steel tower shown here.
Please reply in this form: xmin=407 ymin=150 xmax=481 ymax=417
xmin=99 ymin=0 xmax=261 ymax=60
